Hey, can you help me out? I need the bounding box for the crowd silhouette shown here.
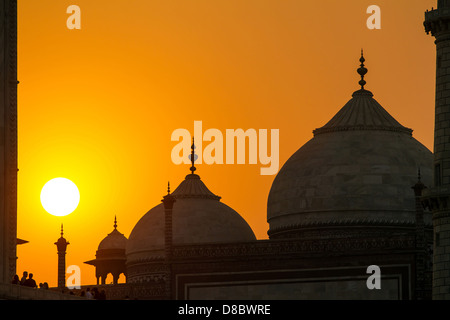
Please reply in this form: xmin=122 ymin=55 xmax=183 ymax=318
xmin=11 ymin=271 xmax=40 ymax=288
xmin=11 ymin=271 xmax=107 ymax=299
xmin=80 ymin=287 xmax=107 ymax=300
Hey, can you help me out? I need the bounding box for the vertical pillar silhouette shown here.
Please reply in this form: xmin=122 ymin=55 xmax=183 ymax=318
xmin=412 ymin=170 xmax=427 ymax=299
xmin=162 ymin=182 xmax=175 ymax=299
xmin=424 ymin=0 xmax=450 ymax=299
xmin=54 ymin=224 xmax=69 ymax=289
xmin=0 ymin=0 xmax=18 ymax=284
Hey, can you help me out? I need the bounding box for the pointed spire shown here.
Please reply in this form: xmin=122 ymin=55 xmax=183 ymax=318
xmin=114 ymin=215 xmax=117 ymax=230
xmin=162 ymin=181 xmax=176 ymax=207
xmin=189 ymin=137 xmax=197 ymax=174
xmin=412 ymin=167 xmax=426 ymax=196
xmin=55 ymin=223 xmax=69 ymax=251
xmin=357 ymin=49 xmax=368 ymax=90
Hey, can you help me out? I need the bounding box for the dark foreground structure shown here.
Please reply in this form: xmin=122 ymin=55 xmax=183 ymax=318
xmin=0 ymin=0 xmax=18 ymax=286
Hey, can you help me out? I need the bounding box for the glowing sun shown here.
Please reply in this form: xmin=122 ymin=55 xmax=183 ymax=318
xmin=40 ymin=178 xmax=80 ymax=217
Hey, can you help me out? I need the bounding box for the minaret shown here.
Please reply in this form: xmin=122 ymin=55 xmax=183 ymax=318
xmin=162 ymin=182 xmax=176 ymax=299
xmin=412 ymin=169 xmax=427 ymax=300
xmin=162 ymin=183 xmax=175 ymax=260
xmin=160 ymin=138 xmax=196 ymax=299
xmin=54 ymin=224 xmax=69 ymax=289
xmin=424 ymin=0 xmax=450 ymax=299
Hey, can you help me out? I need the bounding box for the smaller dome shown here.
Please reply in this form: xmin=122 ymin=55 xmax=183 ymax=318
xmin=98 ymin=217 xmax=127 ymax=251
xmin=126 ymin=173 xmax=256 ymax=261
xmin=85 ymin=217 xmax=128 ymax=285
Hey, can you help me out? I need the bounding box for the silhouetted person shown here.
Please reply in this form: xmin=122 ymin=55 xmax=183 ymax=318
xmin=92 ymin=287 xmax=99 ymax=299
xmin=11 ymin=275 xmax=19 ymax=284
xmin=85 ymin=287 xmax=93 ymax=299
xmin=99 ymin=290 xmax=106 ymax=300
xmin=39 ymin=282 xmax=49 ymax=289
xmin=23 ymin=273 xmax=37 ymax=288
xmin=20 ymin=271 xmax=28 ymax=285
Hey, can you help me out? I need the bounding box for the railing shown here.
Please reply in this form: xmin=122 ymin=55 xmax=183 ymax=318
xmin=0 ymin=282 xmax=84 ymax=300
xmin=74 ymin=283 xmax=166 ymax=300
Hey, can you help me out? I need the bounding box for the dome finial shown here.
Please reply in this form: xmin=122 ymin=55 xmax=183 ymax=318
xmin=412 ymin=167 xmax=426 ymax=196
xmin=357 ymin=49 xmax=368 ymax=90
xmin=189 ymin=137 xmax=197 ymax=174
xmin=61 ymin=223 xmax=64 ymax=237
xmin=114 ymin=215 xmax=117 ymax=230
xmin=167 ymin=181 xmax=171 ymax=194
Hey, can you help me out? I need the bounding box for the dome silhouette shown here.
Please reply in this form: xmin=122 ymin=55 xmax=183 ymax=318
xmin=126 ymin=173 xmax=256 ymax=263
xmin=267 ymin=57 xmax=433 ymax=239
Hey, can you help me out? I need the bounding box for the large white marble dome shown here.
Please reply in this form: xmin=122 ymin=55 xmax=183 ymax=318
xmin=267 ymin=58 xmax=433 ymax=239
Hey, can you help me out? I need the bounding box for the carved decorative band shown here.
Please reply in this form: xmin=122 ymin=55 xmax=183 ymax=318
xmin=313 ymin=125 xmax=413 ymax=136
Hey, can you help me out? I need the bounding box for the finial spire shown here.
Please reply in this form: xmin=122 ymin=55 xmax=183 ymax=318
xmin=61 ymin=223 xmax=64 ymax=237
xmin=167 ymin=181 xmax=171 ymax=194
xmin=357 ymin=49 xmax=368 ymax=90
xmin=114 ymin=215 xmax=117 ymax=230
xmin=190 ymin=137 xmax=197 ymax=174
xmin=412 ymin=167 xmax=426 ymax=196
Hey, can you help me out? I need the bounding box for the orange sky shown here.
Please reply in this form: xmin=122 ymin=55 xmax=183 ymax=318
xmin=15 ymin=0 xmax=438 ymax=286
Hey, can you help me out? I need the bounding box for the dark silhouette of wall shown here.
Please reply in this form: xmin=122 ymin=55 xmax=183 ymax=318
xmin=0 ymin=0 xmax=18 ymax=284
